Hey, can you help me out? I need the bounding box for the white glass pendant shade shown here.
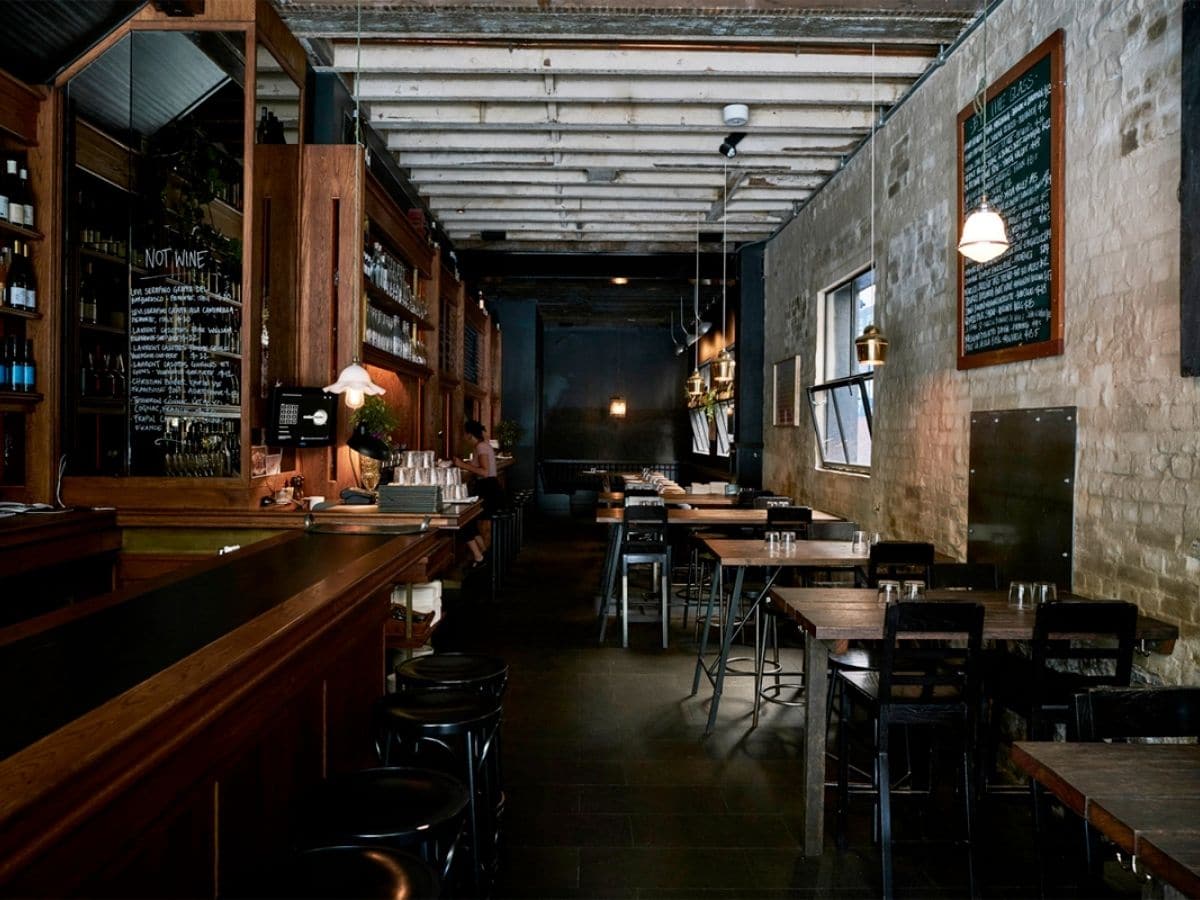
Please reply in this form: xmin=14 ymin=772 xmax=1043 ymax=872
xmin=855 ymin=324 xmax=889 ymax=367
xmin=712 ymin=348 xmax=735 ymax=385
xmin=958 ymin=199 xmax=1010 ymax=263
xmin=325 ymin=362 xmax=385 ymax=409
xmin=686 ymin=369 xmax=705 ymax=398
xmin=609 ymin=396 xmax=627 ymax=418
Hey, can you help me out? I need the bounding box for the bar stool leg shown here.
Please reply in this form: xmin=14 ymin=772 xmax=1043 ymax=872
xmin=621 ymin=563 xmax=630 ymax=649
xmin=660 ymin=557 xmax=670 ymax=650
xmin=691 ymin=565 xmax=722 ymax=695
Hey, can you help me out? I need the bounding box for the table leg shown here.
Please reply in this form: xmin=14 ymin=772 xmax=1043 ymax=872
xmin=597 ymin=522 xmax=622 ymax=643
xmin=705 ymin=565 xmax=746 ymax=734
xmin=691 ymin=563 xmax=722 ymax=695
xmin=802 ymin=632 xmax=829 ymax=856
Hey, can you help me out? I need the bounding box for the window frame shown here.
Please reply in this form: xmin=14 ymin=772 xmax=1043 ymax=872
xmin=806 ymin=372 xmax=874 ymax=474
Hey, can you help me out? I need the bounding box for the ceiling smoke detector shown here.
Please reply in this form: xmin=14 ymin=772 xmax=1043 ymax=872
xmin=722 ymin=103 xmax=749 ymax=127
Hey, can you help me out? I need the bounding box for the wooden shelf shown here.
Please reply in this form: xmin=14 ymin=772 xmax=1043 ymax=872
xmin=78 ymin=398 xmax=128 ymax=415
xmin=0 ymin=306 xmax=41 ymax=322
xmin=0 ymin=220 xmax=43 ymax=242
xmin=0 ymin=391 xmax=43 ymax=412
xmin=80 ymin=321 xmax=128 ymax=336
xmin=364 ymin=281 xmax=433 ymax=331
xmin=362 ymin=343 xmax=432 ymax=379
xmin=438 ymin=371 xmax=461 ymax=387
xmin=80 ymin=246 xmax=144 ymax=273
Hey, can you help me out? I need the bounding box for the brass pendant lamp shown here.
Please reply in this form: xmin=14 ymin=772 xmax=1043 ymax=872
xmin=686 ymin=215 xmax=705 ymax=399
xmin=854 ymin=43 xmax=889 ymax=368
xmin=711 ymin=160 xmax=735 ymax=387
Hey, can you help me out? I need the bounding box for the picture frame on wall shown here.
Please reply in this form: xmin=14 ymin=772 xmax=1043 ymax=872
xmin=773 ymin=356 xmax=800 ymax=426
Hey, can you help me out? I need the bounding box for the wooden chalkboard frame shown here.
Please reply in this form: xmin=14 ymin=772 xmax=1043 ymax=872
xmin=957 ymin=30 xmax=1065 ymax=370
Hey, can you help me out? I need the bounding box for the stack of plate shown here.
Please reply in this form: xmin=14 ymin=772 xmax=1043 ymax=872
xmin=378 ymin=485 xmax=443 ymax=512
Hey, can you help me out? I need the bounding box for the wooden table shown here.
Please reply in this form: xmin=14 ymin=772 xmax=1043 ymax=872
xmin=691 ymin=539 xmax=869 ymax=733
xmin=598 ymin=491 xmax=738 ymax=507
xmin=772 ymin=587 xmax=1182 ymax=857
xmin=1012 ymin=741 xmax=1200 ymax=896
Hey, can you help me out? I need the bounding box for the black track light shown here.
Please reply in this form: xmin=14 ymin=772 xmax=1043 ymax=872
xmin=718 ymin=132 xmax=746 ymax=158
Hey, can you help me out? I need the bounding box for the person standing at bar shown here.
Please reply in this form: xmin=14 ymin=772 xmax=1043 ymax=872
xmin=455 ymin=419 xmax=503 ymax=565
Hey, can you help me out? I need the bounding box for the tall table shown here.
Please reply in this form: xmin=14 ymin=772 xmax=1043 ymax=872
xmin=772 ymin=587 xmax=1181 ymax=857
xmin=690 ymin=538 xmax=868 ymax=733
xmin=1012 ymin=742 xmax=1200 ymax=897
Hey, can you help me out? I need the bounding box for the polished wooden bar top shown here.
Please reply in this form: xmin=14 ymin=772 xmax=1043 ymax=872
xmin=0 ymin=509 xmax=120 ymax=577
xmin=596 ymin=507 xmax=841 ymax=525
xmin=772 ymin=588 xmax=1180 ymax=642
xmin=701 ymin=537 xmax=867 ymax=567
xmin=0 ymin=527 xmax=440 ymax=767
xmin=1012 ymin=742 xmax=1200 ymax=896
xmin=115 ymin=500 xmax=482 ymax=531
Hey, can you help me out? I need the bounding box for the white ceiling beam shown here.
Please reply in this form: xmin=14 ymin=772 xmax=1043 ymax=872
xmin=385 ymin=130 xmax=863 ymax=152
xmin=394 ymin=150 xmax=856 ymax=169
xmin=329 ymin=43 xmax=933 ymax=78
xmin=437 ymin=209 xmax=784 ymax=223
xmin=408 ymin=168 xmax=829 ymax=188
xmin=458 ymin=220 xmax=772 ymax=234
xmin=420 ymin=183 xmax=721 ymax=199
xmin=447 ymin=230 xmax=775 ymax=243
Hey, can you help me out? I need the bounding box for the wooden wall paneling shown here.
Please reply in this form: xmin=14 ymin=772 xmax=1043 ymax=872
xmin=254 ymin=0 xmax=308 ymax=90
xmin=0 ymin=71 xmax=40 ymax=144
xmin=322 ymin=591 xmax=389 ymax=777
xmin=364 ymin=176 xmax=433 ymax=278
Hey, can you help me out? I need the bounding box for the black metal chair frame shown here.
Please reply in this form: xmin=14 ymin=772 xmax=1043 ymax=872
xmin=599 ymin=503 xmax=671 ymax=648
xmin=836 ymin=601 xmax=984 ymax=900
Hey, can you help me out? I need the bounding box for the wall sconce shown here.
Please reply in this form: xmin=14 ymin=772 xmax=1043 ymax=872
xmin=855 ymin=325 xmax=889 ymax=367
xmin=609 ymin=395 xmax=627 ymax=418
xmin=324 ymin=361 xmax=385 ymax=409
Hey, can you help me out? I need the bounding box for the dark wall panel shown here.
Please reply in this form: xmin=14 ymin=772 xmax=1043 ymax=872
xmin=541 ymin=324 xmax=687 ymax=461
xmin=1183 ymin=0 xmax=1200 ymax=375
xmin=498 ymin=299 xmax=538 ymax=491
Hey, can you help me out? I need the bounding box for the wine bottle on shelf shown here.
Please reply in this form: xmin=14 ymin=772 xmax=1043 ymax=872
xmin=17 ymin=167 xmax=33 ymax=229
xmin=5 ymin=239 xmax=27 ymax=310
xmin=4 ymin=160 xmax=20 ymax=226
xmin=7 ymin=336 xmax=22 ymax=392
xmin=0 ymin=165 xmax=8 ymax=224
xmin=112 ymin=353 xmax=126 ymax=397
xmin=80 ymin=261 xmax=98 ymax=323
xmin=81 ymin=351 xmax=93 ymax=398
xmin=20 ymin=241 xmax=34 ymax=311
xmin=21 ymin=339 xmax=34 ymax=392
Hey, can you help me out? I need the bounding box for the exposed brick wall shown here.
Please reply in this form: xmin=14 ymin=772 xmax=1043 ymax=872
xmin=762 ymin=0 xmax=1198 ymax=684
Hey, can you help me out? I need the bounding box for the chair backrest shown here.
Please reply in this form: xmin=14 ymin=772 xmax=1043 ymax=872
xmin=765 ymin=506 xmax=812 ymax=538
xmin=1072 ymin=686 xmax=1200 ymax=742
xmin=753 ymin=495 xmax=792 ymax=509
xmin=624 ymin=485 xmax=660 ymax=498
xmin=623 ymin=502 xmax=668 ymax=545
xmin=867 ymin=541 xmax=935 ymax=587
xmin=624 ymin=495 xmax=664 ymax=507
xmin=808 ymin=520 xmax=858 ymax=542
xmin=1031 ymin=601 xmax=1138 ymax=694
xmin=736 ymin=488 xmax=771 ymax=508
xmin=931 ymin=562 xmax=999 ymax=591
xmin=877 ymin=601 xmax=985 ymax=725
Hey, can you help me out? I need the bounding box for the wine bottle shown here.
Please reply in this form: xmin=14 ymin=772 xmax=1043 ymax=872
xmin=18 ymin=167 xmax=32 ymax=229
xmin=21 ymin=339 xmax=34 ymax=392
xmin=112 ymin=353 xmax=126 ymax=397
xmin=20 ymin=241 xmax=34 ymax=311
xmin=80 ymin=261 xmax=98 ymax=323
xmin=81 ymin=350 xmax=93 ymax=397
xmin=4 ymin=160 xmax=20 ymax=226
xmin=5 ymin=240 xmax=27 ymax=310
xmin=0 ymin=164 xmax=9 ymax=223
xmin=8 ymin=336 xmax=22 ymax=392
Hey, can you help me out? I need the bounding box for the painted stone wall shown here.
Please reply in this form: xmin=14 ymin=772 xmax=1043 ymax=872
xmin=762 ymin=0 xmax=1197 ymax=683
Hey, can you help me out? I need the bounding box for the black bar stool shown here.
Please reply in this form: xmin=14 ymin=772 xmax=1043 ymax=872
xmin=375 ymin=690 xmax=504 ymax=893
xmin=301 ymin=767 xmax=468 ymax=888
xmin=395 ymin=652 xmax=509 ymax=700
xmin=273 ymin=845 xmax=440 ymax=899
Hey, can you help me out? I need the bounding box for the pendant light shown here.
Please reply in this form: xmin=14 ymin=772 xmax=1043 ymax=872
xmin=854 ymin=43 xmax=889 ymax=368
xmin=610 ymin=330 xmax=627 ymax=418
xmin=711 ymin=159 xmax=735 ymax=387
xmin=685 ymin=214 xmax=705 ymax=399
xmin=958 ymin=0 xmax=1010 ymax=263
xmin=325 ymin=360 xmax=385 ymax=409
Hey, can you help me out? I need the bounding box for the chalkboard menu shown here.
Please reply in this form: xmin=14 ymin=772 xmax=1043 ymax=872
xmin=129 ymin=245 xmax=242 ymax=476
xmin=957 ymin=31 xmax=1064 ymax=370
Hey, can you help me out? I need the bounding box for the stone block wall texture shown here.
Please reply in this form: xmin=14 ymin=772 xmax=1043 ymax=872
xmin=762 ymin=0 xmax=1198 ymax=684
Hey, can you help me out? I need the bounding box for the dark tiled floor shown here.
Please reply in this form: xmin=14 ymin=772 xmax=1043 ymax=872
xmin=436 ymin=516 xmax=1132 ymax=899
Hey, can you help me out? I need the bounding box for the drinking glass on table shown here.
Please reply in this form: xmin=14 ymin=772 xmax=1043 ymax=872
xmin=900 ymin=580 xmax=925 ymax=602
xmin=878 ymin=579 xmax=901 ymax=605
xmin=1007 ymin=581 xmax=1035 ymax=609
xmin=780 ymin=531 xmax=796 ymax=547
xmin=764 ymin=531 xmax=780 ymax=546
xmin=1032 ymin=582 xmax=1057 ymax=605
xmin=869 ymin=532 xmax=882 ymax=547
xmin=851 ymin=530 xmax=869 ymax=554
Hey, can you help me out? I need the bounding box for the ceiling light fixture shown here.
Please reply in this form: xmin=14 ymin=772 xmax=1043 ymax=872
xmin=611 ymin=277 xmax=629 ymax=286
xmin=325 ymin=360 xmax=385 ymax=410
xmin=712 ymin=160 xmax=735 ymax=387
xmin=722 ymin=103 xmax=749 ymax=127
xmin=855 ymin=43 xmax=889 ymax=368
xmin=958 ymin=1 xmax=1010 ymax=263
xmin=686 ymin=214 xmax=706 ymax=400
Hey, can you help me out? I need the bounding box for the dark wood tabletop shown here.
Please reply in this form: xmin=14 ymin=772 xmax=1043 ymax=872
xmin=700 ymin=537 xmax=868 ymax=568
xmin=772 ymin=588 xmax=1180 ymax=642
xmin=1012 ymin=742 xmax=1200 ymax=897
xmin=596 ymin=507 xmax=842 ymax=526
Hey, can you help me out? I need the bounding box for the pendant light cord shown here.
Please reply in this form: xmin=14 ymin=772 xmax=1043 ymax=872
xmin=694 ymin=212 xmax=700 ymax=371
xmin=721 ymin=158 xmax=728 ymax=352
xmin=870 ymin=42 xmax=876 ymax=271
xmin=974 ymin=0 xmax=989 ymax=203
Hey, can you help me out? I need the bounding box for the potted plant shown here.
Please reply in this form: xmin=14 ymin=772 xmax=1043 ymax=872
xmin=495 ymin=419 xmax=523 ymax=453
xmin=349 ymin=397 xmax=400 ymax=490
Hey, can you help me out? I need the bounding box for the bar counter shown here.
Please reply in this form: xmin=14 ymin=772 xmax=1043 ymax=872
xmin=0 ymin=524 xmax=445 ymax=894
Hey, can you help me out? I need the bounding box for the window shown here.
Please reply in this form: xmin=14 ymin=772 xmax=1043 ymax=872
xmin=808 ymin=269 xmax=875 ymax=472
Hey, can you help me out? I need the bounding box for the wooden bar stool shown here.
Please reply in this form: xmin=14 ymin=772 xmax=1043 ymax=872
xmin=395 ymin=652 xmax=509 ymax=700
xmin=274 ymin=845 xmax=440 ymax=899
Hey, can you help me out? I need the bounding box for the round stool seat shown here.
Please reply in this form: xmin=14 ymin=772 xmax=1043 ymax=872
xmin=395 ymin=653 xmax=508 ymax=697
xmin=377 ymin=690 xmax=501 ymax=738
xmin=307 ymin=767 xmax=469 ymax=847
xmin=281 ymin=846 xmax=439 ymax=899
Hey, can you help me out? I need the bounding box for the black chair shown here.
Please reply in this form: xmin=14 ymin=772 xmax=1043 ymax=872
xmin=931 ymin=562 xmax=998 ymax=591
xmin=752 ymin=495 xmax=792 ymax=509
xmin=836 ymin=601 xmax=984 ymax=900
xmin=867 ymin=541 xmax=935 ymax=587
xmin=766 ymin=505 xmax=812 ymax=539
xmin=736 ymin=487 xmax=773 ymax=508
xmin=988 ymin=601 xmax=1138 ymax=742
xmin=601 ymin=503 xmax=670 ymax=648
xmin=375 ymin=691 xmax=504 ymax=893
xmin=808 ymin=520 xmax=858 ymax=542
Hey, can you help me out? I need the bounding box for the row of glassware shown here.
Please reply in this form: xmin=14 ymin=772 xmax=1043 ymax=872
xmin=364 ymin=241 xmax=427 ymax=317
xmin=390 ymin=465 xmax=464 ymax=487
xmin=365 ymin=305 xmax=428 ymax=365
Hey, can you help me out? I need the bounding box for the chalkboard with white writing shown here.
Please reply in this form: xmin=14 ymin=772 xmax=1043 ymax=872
xmin=957 ymin=31 xmax=1064 ymax=370
xmin=129 ymin=244 xmax=242 ymax=476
